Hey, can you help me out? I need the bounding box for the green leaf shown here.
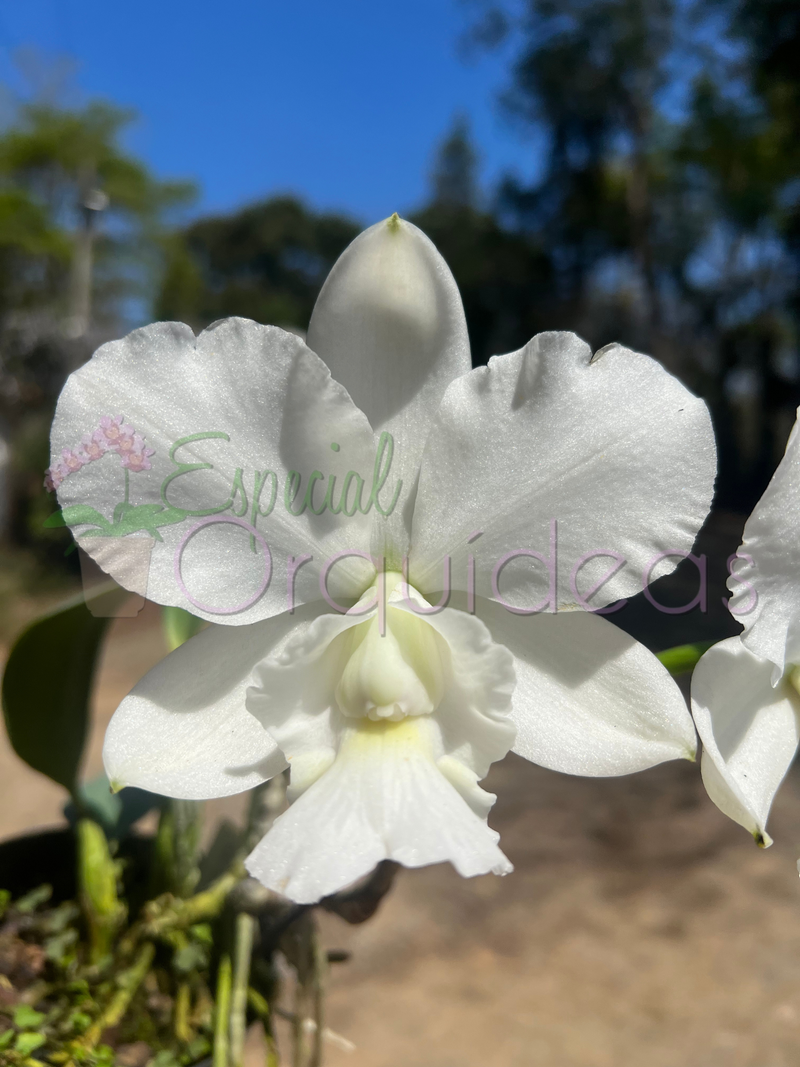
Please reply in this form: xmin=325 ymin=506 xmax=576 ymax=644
xmin=14 ymin=1031 xmax=46 ymax=1055
xmin=150 ymin=1051 xmax=181 ymax=1067
xmin=185 ymin=1036 xmax=211 ymax=1063
xmin=0 ymin=1030 xmax=14 ymax=1051
xmin=109 ymin=503 xmax=187 ymax=538
xmin=42 ymin=509 xmax=67 ymax=528
xmin=14 ymin=884 xmax=52 ymax=914
xmin=52 ymin=504 xmax=114 ymax=531
xmin=189 ymin=922 xmax=213 ymax=945
xmin=44 ymin=927 xmax=79 ymax=963
xmin=162 ymin=605 xmax=205 ymax=653
xmin=42 ymin=900 xmax=79 ymax=934
xmin=63 ymin=773 xmax=162 ymax=838
xmin=173 ymin=940 xmax=208 ymax=973
xmin=77 ymin=819 xmax=126 ymax=965
xmin=113 ymin=501 xmax=132 ymax=525
xmin=2 ymin=587 xmax=127 ymax=794
xmin=656 ymin=641 xmax=715 ymax=676
xmin=65 ymin=1011 xmax=91 ymax=1035
xmin=13 ymin=1006 xmax=45 ymax=1030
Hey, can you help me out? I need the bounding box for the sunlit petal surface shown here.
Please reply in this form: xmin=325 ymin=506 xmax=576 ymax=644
xmin=691 ymin=636 xmax=800 ymax=844
xmin=409 ymin=333 xmax=715 ymax=608
xmin=308 ymin=216 xmax=471 ymax=558
xmin=477 ymin=601 xmax=697 ymax=775
xmin=102 ymin=609 xmax=334 ymax=797
xmin=728 ymin=408 xmax=800 ymax=679
xmin=52 ymin=319 xmax=376 ymax=622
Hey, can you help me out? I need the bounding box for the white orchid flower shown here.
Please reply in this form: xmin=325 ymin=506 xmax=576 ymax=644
xmin=50 ymin=215 xmax=715 ymax=904
xmin=691 ymin=408 xmax=800 ymax=847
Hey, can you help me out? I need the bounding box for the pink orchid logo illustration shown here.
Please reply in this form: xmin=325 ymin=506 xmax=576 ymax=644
xmin=44 ymin=415 xmax=155 ymax=492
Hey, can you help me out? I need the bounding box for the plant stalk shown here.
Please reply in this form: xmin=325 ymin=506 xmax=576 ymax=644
xmin=213 ymin=953 xmax=233 ymax=1067
xmin=247 ymin=988 xmax=279 ymax=1067
xmin=230 ymin=913 xmax=257 ymax=1067
xmin=80 ymin=941 xmax=155 ymax=1051
xmin=138 ymin=867 xmax=242 ymax=944
xmin=76 ymin=819 xmax=126 ymax=966
xmin=174 ymin=981 xmax=193 ymax=1043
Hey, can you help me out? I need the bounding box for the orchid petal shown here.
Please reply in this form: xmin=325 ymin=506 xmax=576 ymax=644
xmin=307 ymin=216 xmax=471 ymax=558
xmin=691 ymin=636 xmax=800 ymax=844
xmin=727 ymin=409 xmax=800 ymax=679
xmin=476 ymin=600 xmax=697 ymax=775
xmin=245 ymin=716 xmax=512 ymax=904
xmin=102 ymin=607 xmax=331 ymax=798
xmin=246 ymin=586 xmax=515 ymax=790
xmin=52 ymin=319 xmax=376 ymax=624
xmin=245 ymin=609 xmax=366 ymax=798
xmin=245 ymin=584 xmax=516 ymax=901
xmin=391 ymin=588 xmax=516 ymax=778
xmin=408 ymin=333 xmax=715 ymax=608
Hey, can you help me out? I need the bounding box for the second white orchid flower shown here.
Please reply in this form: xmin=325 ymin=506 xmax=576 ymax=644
xmin=692 ymin=409 xmax=800 ymax=846
xmin=50 ymin=215 xmax=715 ymax=903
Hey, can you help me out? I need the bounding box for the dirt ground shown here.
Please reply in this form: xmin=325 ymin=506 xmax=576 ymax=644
xmin=3 ymin=512 xmax=800 ymax=1067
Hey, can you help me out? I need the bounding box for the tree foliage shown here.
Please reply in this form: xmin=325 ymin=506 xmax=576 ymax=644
xmin=2 ymin=4 xmax=796 ymax=526
xmin=0 ymin=96 xmax=195 ymax=555
xmin=156 ymin=196 xmax=359 ymax=331
xmin=0 ymin=99 xmax=195 ymax=419
xmin=463 ymin=0 xmax=800 ymax=507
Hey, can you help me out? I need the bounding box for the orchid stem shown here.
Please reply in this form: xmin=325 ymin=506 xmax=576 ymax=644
xmin=126 ymin=867 xmax=242 ymax=952
xmin=81 ymin=941 xmax=155 ymax=1050
xmin=153 ymin=799 xmax=203 ymax=899
xmin=213 ymin=952 xmax=233 ymax=1067
xmin=77 ymin=818 xmax=126 ymax=966
xmin=244 ymin=772 xmax=287 ymax=854
xmin=288 ymin=911 xmax=326 ymax=1067
xmin=310 ymin=920 xmax=327 ymax=1067
xmin=174 ymin=981 xmax=193 ymax=1043
xmin=230 ymin=913 xmax=256 ymax=1067
xmin=173 ymin=798 xmax=203 ymax=897
xmin=247 ymin=988 xmax=279 ymax=1067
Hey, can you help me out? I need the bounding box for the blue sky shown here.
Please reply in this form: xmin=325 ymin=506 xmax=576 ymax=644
xmin=0 ymin=0 xmax=539 ymax=225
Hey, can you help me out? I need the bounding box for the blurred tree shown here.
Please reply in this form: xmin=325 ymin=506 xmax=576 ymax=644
xmin=153 ymin=0 xmax=800 ymax=510
xmin=430 ymin=115 xmax=480 ymax=209
xmin=675 ymin=68 xmax=797 ymax=503
xmin=734 ymin=0 xmax=800 ymax=288
xmin=156 ymin=197 xmax=359 ymax=332
xmin=412 ymin=196 xmax=555 ymax=362
xmin=0 ymin=97 xmax=195 ymax=552
xmin=413 ymin=117 xmax=554 ymax=362
xmin=159 ymin=122 xmax=554 ymax=368
xmin=467 ymin=0 xmax=800 ymax=508
xmin=0 ymin=185 xmax=71 ymax=413
xmin=0 ymin=99 xmax=195 ymax=416
xmin=664 ymin=0 xmax=800 ymax=504
xmin=470 ymin=0 xmax=676 ymax=344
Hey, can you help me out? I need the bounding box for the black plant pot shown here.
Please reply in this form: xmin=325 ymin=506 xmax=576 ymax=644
xmin=0 ymin=826 xmax=155 ymax=907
